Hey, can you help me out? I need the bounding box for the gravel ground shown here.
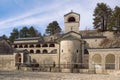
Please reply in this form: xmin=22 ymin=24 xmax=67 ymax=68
xmin=0 ymin=71 xmax=120 ymax=80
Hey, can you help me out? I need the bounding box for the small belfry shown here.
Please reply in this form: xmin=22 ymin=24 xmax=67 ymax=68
xmin=64 ymin=11 xmax=80 ymax=33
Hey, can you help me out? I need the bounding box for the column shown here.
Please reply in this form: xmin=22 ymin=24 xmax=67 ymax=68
xmin=81 ymin=41 xmax=85 ymax=63
xmin=89 ymin=54 xmax=93 ymax=70
xmin=115 ymin=55 xmax=119 ymax=70
xmin=101 ymin=55 xmax=105 ymax=72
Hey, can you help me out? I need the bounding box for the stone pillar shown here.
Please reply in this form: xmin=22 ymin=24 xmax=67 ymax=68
xmin=102 ymin=55 xmax=105 ymax=72
xmin=89 ymin=54 xmax=93 ymax=71
xmin=115 ymin=55 xmax=119 ymax=70
xmin=81 ymin=41 xmax=85 ymax=63
xmin=118 ymin=56 xmax=120 ymax=70
xmin=21 ymin=53 xmax=24 ymax=64
xmin=58 ymin=43 xmax=61 ymax=72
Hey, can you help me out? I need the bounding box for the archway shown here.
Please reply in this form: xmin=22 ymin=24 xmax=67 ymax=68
xmin=42 ymin=44 xmax=48 ymax=47
xmin=36 ymin=50 xmax=41 ymax=54
xmin=49 ymin=44 xmax=55 ymax=47
xmin=30 ymin=50 xmax=34 ymax=53
xmin=14 ymin=45 xmax=17 ymax=48
xmin=29 ymin=44 xmax=34 ymax=48
xmin=68 ymin=17 xmax=76 ymax=22
xmin=92 ymin=54 xmax=102 ymax=69
xmin=24 ymin=44 xmax=28 ymax=48
xmin=43 ymin=49 xmax=48 ymax=53
xmin=92 ymin=54 xmax=101 ymax=64
xmin=105 ymin=54 xmax=115 ymax=69
xmin=19 ymin=44 xmax=23 ymax=48
xmin=36 ymin=44 xmax=41 ymax=48
xmin=15 ymin=53 xmax=22 ymax=64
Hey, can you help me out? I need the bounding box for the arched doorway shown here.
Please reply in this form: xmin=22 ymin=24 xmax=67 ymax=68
xmin=105 ymin=54 xmax=115 ymax=69
xmin=92 ymin=54 xmax=102 ymax=69
xmin=15 ymin=53 xmax=22 ymax=65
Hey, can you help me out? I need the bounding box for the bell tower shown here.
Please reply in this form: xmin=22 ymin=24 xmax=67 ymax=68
xmin=64 ymin=11 xmax=80 ymax=33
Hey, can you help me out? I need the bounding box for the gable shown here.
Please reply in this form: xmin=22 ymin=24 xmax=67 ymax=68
xmin=0 ymin=39 xmax=13 ymax=54
xmin=64 ymin=11 xmax=80 ymax=17
xmin=57 ymin=31 xmax=82 ymax=41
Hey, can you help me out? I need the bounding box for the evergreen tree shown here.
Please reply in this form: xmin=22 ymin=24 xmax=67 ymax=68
xmin=93 ymin=3 xmax=112 ymax=32
xmin=29 ymin=26 xmax=37 ymax=37
xmin=1 ymin=34 xmax=8 ymax=40
xmin=20 ymin=26 xmax=29 ymax=38
xmin=9 ymin=28 xmax=19 ymax=42
xmin=45 ymin=21 xmax=61 ymax=35
xmin=29 ymin=26 xmax=42 ymax=37
xmin=108 ymin=6 xmax=120 ymax=33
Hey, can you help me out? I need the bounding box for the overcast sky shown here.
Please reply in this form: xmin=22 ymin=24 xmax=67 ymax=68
xmin=0 ymin=0 xmax=120 ymax=36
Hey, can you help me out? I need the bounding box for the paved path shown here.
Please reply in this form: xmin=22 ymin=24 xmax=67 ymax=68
xmin=0 ymin=71 xmax=120 ymax=80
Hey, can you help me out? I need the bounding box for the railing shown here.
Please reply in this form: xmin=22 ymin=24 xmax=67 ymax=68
xmin=91 ymin=63 xmax=115 ymax=69
xmin=105 ymin=63 xmax=115 ymax=69
xmin=15 ymin=63 xmax=89 ymax=70
xmin=60 ymin=63 xmax=89 ymax=69
xmin=0 ymin=60 xmax=117 ymax=72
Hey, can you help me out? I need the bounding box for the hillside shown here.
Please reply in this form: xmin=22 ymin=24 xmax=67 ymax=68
xmin=100 ymin=37 xmax=120 ymax=48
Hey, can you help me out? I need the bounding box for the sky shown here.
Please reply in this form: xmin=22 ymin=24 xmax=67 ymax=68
xmin=0 ymin=0 xmax=120 ymax=37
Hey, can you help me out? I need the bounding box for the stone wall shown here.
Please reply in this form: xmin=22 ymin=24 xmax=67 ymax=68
xmin=88 ymin=48 xmax=120 ymax=74
xmin=0 ymin=55 xmax=15 ymax=70
xmin=60 ymin=40 xmax=82 ymax=64
xmin=84 ymin=38 xmax=104 ymax=48
xmin=103 ymin=31 xmax=114 ymax=39
xmin=29 ymin=54 xmax=58 ymax=66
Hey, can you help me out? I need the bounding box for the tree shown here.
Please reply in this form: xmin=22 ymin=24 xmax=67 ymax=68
xmin=9 ymin=26 xmax=42 ymax=42
xmin=29 ymin=26 xmax=37 ymax=37
xmin=29 ymin=26 xmax=42 ymax=37
xmin=1 ymin=34 xmax=8 ymax=40
xmin=9 ymin=28 xmax=19 ymax=42
xmin=20 ymin=26 xmax=29 ymax=38
xmin=93 ymin=3 xmax=112 ymax=32
xmin=45 ymin=21 xmax=61 ymax=35
xmin=108 ymin=6 xmax=120 ymax=33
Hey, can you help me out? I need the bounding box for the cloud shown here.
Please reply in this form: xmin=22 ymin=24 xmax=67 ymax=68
xmin=0 ymin=0 xmax=68 ymax=29
xmin=0 ymin=0 xmax=120 ymax=36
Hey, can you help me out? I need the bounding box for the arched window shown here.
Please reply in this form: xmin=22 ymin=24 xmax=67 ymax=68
xmin=30 ymin=50 xmax=34 ymax=53
xmin=42 ymin=44 xmax=48 ymax=47
xmin=49 ymin=44 xmax=55 ymax=47
xmin=43 ymin=49 xmax=48 ymax=53
xmin=36 ymin=44 xmax=41 ymax=48
xmin=29 ymin=44 xmax=34 ymax=48
xmin=105 ymin=54 xmax=115 ymax=69
xmin=92 ymin=54 xmax=102 ymax=64
xmin=36 ymin=50 xmax=41 ymax=53
xmin=24 ymin=45 xmax=28 ymax=48
xmin=14 ymin=45 xmax=17 ymax=48
xmin=19 ymin=44 xmax=23 ymax=48
xmin=68 ymin=17 xmax=75 ymax=22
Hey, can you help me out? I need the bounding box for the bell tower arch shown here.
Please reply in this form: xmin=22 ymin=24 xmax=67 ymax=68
xmin=64 ymin=11 xmax=80 ymax=33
